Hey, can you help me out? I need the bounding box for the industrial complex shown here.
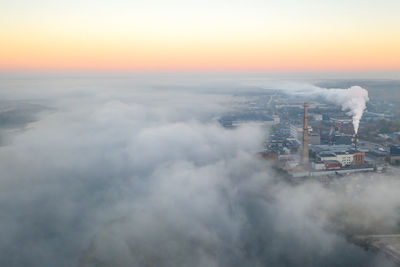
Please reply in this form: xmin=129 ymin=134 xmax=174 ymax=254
xmin=274 ymin=102 xmax=385 ymax=178
xmin=220 ymin=89 xmax=400 ymax=179
xmin=218 ymin=88 xmax=400 ymax=264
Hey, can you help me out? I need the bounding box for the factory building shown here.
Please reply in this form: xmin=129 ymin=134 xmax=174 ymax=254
xmin=366 ymin=150 xmax=387 ymax=163
xmin=353 ymin=152 xmax=366 ymax=164
xmin=308 ymin=132 xmax=321 ymax=145
xmin=312 ymin=161 xmax=326 ymax=170
xmin=316 ymin=151 xmax=358 ymax=166
xmin=312 ymin=144 xmax=366 ymax=169
xmin=332 ymin=133 xmax=353 ymax=145
xmin=390 ymin=145 xmax=400 ymax=165
xmin=317 ymin=152 xmax=337 ymax=162
xmin=330 ymin=117 xmax=353 ymax=124
xmin=335 ymin=151 xmax=354 ymax=166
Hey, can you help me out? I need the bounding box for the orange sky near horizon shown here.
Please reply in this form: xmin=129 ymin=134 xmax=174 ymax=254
xmin=1 ymin=0 xmax=400 ymax=72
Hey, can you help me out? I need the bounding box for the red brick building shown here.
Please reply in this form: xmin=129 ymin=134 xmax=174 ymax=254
xmin=353 ymin=152 xmax=365 ymax=164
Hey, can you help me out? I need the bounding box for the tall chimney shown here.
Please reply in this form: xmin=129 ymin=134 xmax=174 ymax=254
xmin=303 ymin=102 xmax=309 ymax=165
xmin=354 ymin=134 xmax=358 ymax=149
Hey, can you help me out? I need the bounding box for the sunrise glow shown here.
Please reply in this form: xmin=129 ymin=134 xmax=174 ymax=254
xmin=1 ymin=0 xmax=400 ymax=71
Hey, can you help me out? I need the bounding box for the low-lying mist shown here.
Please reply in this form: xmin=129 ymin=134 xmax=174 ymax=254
xmin=0 ymin=73 xmax=398 ymax=267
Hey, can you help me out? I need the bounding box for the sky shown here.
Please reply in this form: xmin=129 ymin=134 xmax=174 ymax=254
xmin=1 ymin=0 xmax=400 ymax=71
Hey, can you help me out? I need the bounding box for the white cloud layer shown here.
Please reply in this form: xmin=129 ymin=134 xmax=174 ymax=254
xmin=0 ymin=74 xmax=397 ymax=267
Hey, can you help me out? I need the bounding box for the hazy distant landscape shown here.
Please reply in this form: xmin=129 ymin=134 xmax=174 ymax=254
xmin=0 ymin=73 xmax=398 ymax=267
xmin=1 ymin=0 xmax=400 ymax=266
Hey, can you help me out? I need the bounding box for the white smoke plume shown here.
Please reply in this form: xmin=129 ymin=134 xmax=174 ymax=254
xmin=277 ymin=84 xmax=369 ymax=134
xmin=315 ymin=86 xmax=369 ymax=134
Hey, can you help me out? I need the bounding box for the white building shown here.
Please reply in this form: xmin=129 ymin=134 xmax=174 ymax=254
xmin=316 ymin=151 xmax=354 ymax=166
xmin=318 ymin=153 xmax=337 ymax=162
xmin=312 ymin=161 xmax=326 ymax=170
xmin=290 ymin=124 xmax=312 ymax=141
xmin=335 ymin=152 xmax=354 ymax=166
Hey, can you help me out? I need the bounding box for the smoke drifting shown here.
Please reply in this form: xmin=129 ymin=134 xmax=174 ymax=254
xmin=0 ymin=74 xmax=395 ymax=267
xmin=316 ymin=86 xmax=369 ymax=134
xmin=286 ymin=85 xmax=369 ymax=134
xmin=254 ymin=80 xmax=369 ymax=133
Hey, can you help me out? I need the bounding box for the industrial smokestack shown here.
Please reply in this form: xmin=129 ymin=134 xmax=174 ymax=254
xmin=354 ymin=134 xmax=358 ymax=150
xmin=303 ymin=102 xmax=309 ymax=165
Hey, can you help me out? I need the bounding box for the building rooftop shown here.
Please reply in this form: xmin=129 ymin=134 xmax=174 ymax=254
xmin=335 ymin=151 xmax=350 ymax=155
xmin=390 ymin=145 xmax=400 ymax=156
xmin=319 ymin=153 xmax=337 ymax=157
xmin=311 ymin=144 xmax=352 ymax=153
xmin=324 ymin=160 xmax=341 ymax=164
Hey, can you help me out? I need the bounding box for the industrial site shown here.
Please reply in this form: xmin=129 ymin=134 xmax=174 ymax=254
xmin=220 ymin=85 xmax=400 ymax=179
xmin=2 ymin=74 xmax=400 ymax=267
xmin=219 ymin=84 xmax=400 ymax=264
xmin=268 ymin=102 xmax=384 ymax=178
